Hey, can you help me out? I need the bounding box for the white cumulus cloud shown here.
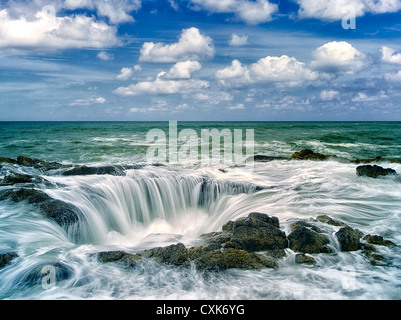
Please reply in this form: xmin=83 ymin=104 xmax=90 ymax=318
xmin=165 ymin=60 xmax=202 ymax=79
xmin=139 ymin=27 xmax=215 ymax=63
xmin=0 ymin=8 xmax=120 ymax=50
xmin=381 ymin=46 xmax=401 ymax=64
xmin=311 ymin=41 xmax=367 ymax=75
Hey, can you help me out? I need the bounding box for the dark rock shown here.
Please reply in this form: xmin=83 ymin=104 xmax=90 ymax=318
xmin=191 ymin=248 xmax=278 ymax=270
xmin=246 ymin=155 xmax=288 ymax=162
xmin=0 ymin=157 xmax=18 ymax=165
xmin=356 ymin=165 xmax=396 ymax=178
xmin=0 ymin=188 xmax=80 ymax=226
xmin=232 ymin=224 xmax=288 ymax=252
xmin=0 ymin=252 xmax=18 ymax=269
xmin=17 ymin=156 xmax=64 ymax=170
xmin=222 ymin=220 xmax=235 ymax=232
xmin=291 ymin=149 xmax=327 ymax=161
xmin=363 ymin=235 xmax=396 ymax=247
xmin=315 ymin=215 xmax=347 ymax=227
xmin=62 ymin=164 xmax=142 ymax=176
xmin=2 ymin=173 xmax=34 ymax=184
xmin=290 ymin=220 xmax=322 ymax=233
xmin=143 ymin=243 xmax=188 ymax=266
xmin=97 ymin=251 xmax=142 ymax=267
xmin=295 ymin=253 xmax=316 ymax=265
xmin=335 ymin=226 xmax=363 ymax=251
xmin=288 ymin=226 xmax=331 ymax=254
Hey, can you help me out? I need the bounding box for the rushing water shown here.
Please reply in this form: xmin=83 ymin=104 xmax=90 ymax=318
xmin=1 ymin=121 xmax=401 ymax=300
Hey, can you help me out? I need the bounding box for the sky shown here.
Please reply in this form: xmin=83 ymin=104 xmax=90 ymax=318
xmin=1 ymin=0 xmax=401 ymax=121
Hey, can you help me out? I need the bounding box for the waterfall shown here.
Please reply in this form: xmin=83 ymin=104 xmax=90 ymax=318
xmin=44 ymin=166 xmax=266 ymax=247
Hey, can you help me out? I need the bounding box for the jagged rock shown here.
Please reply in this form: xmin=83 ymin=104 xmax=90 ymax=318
xmin=191 ymin=248 xmax=278 ymax=270
xmin=16 ymin=156 xmax=65 ymax=170
xmin=143 ymin=243 xmax=188 ymax=266
xmin=356 ymin=165 xmax=396 ymax=178
xmin=335 ymin=226 xmax=363 ymax=251
xmin=315 ymin=215 xmax=347 ymax=227
xmin=246 ymin=155 xmax=288 ymax=162
xmin=62 ymin=164 xmax=142 ymax=176
xmin=363 ymin=234 xmax=396 ymax=247
xmin=2 ymin=173 xmax=34 ymax=184
xmin=0 ymin=188 xmax=80 ymax=226
xmin=0 ymin=157 xmax=18 ymax=165
xmin=228 ymin=213 xmax=287 ymax=252
xmin=291 ymin=149 xmax=327 ymax=161
xmin=97 ymin=251 xmax=142 ymax=267
xmin=0 ymin=252 xmax=18 ymax=269
xmin=295 ymin=253 xmax=316 ymax=265
xmin=288 ymin=226 xmax=331 ymax=254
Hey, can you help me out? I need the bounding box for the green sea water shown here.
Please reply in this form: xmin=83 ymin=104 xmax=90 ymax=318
xmin=1 ymin=122 xmax=400 ymax=164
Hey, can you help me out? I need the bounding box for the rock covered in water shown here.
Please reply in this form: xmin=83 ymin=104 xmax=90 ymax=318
xmin=291 ymin=149 xmax=327 ymax=161
xmin=0 ymin=252 xmax=19 ymax=269
xmin=335 ymin=226 xmax=363 ymax=251
xmin=0 ymin=188 xmax=80 ymax=226
xmin=98 ymin=251 xmax=142 ymax=267
xmin=356 ymin=165 xmax=396 ymax=178
xmin=288 ymin=225 xmax=331 ymax=254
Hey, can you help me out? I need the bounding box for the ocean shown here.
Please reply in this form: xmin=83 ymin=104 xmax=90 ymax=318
xmin=1 ymin=121 xmax=401 ymax=300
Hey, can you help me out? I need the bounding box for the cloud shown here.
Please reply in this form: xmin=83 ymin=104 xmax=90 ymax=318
xmin=320 ymin=90 xmax=340 ymax=101
xmin=189 ymin=0 xmax=278 ymax=24
xmin=216 ymin=55 xmax=317 ymax=85
xmin=215 ymin=59 xmax=251 ymax=83
xmin=227 ymin=104 xmax=245 ymax=110
xmin=116 ymin=65 xmax=141 ymax=80
xmin=0 ymin=8 xmax=120 ymax=50
xmin=139 ymin=27 xmax=214 ymax=63
xmin=69 ymin=97 xmax=106 ymax=106
xmin=113 ymin=78 xmax=209 ymax=96
xmin=385 ymin=70 xmax=401 ymax=81
xmin=311 ymin=41 xmax=367 ymax=75
xmin=295 ymin=0 xmax=401 ymax=21
xmin=250 ymin=55 xmax=318 ymax=82
xmin=229 ymin=34 xmax=249 ymax=46
xmin=97 ymin=51 xmax=114 ymax=61
xmin=381 ymin=46 xmax=401 ymax=64
xmin=64 ymin=0 xmax=142 ymax=24
xmin=165 ymin=60 xmax=202 ymax=79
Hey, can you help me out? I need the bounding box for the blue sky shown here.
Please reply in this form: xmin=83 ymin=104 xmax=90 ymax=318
xmin=1 ymin=0 xmax=401 ymax=121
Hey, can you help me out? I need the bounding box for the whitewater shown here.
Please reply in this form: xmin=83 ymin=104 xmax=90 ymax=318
xmin=1 ymin=121 xmax=401 ymax=300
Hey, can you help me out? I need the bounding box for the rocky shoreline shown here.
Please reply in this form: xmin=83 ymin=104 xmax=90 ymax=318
xmin=0 ymin=151 xmax=398 ymax=274
xmin=96 ymin=212 xmax=396 ymax=271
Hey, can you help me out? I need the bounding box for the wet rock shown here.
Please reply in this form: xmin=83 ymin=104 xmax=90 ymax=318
xmin=0 ymin=157 xmax=18 ymax=165
xmin=295 ymin=253 xmax=316 ymax=265
xmin=0 ymin=252 xmax=18 ymax=269
xmin=291 ymin=149 xmax=327 ymax=161
xmin=62 ymin=164 xmax=142 ymax=176
xmin=356 ymin=165 xmax=396 ymax=178
xmin=225 ymin=213 xmax=287 ymax=252
xmin=0 ymin=188 xmax=80 ymax=226
xmin=17 ymin=156 xmax=65 ymax=171
xmin=2 ymin=173 xmax=34 ymax=184
xmin=335 ymin=226 xmax=363 ymax=251
xmin=288 ymin=226 xmax=331 ymax=254
xmin=315 ymin=215 xmax=347 ymax=227
xmin=363 ymin=235 xmax=396 ymax=247
xmin=143 ymin=243 xmax=188 ymax=266
xmin=191 ymin=248 xmax=278 ymax=270
xmin=97 ymin=251 xmax=142 ymax=267
xmin=246 ymin=155 xmax=288 ymax=162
